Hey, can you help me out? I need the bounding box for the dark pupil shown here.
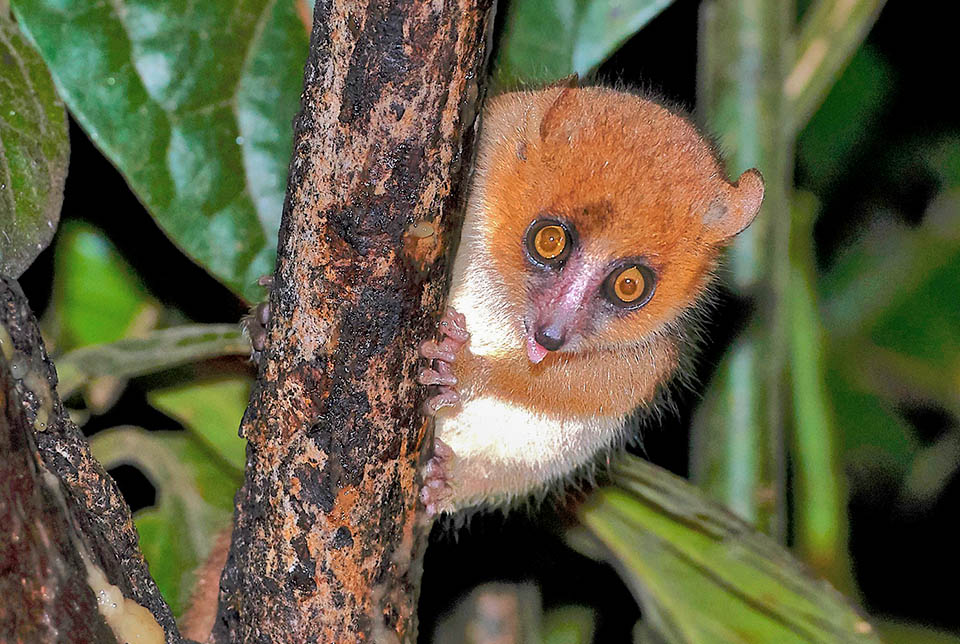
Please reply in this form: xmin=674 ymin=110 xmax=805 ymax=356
xmin=541 ymin=232 xmax=560 ymax=252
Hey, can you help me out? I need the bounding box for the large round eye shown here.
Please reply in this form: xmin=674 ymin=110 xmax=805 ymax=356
xmin=525 ymin=219 xmax=572 ymax=267
xmin=604 ymin=264 xmax=656 ymax=308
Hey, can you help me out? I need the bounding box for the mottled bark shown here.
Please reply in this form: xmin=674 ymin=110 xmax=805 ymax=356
xmin=0 ymin=277 xmax=179 ymax=643
xmin=211 ymin=0 xmax=494 ymax=640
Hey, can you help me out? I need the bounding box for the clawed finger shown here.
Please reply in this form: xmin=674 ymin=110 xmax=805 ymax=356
xmin=420 ymin=339 xmax=456 ymax=363
xmin=418 ymin=367 xmax=457 ymax=386
xmin=422 ymin=387 xmax=461 ymax=415
xmin=439 ymin=310 xmax=470 ymax=343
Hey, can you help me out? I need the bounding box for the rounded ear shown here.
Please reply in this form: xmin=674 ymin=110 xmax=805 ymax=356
xmin=539 ymin=87 xmax=578 ymax=144
xmin=704 ymin=168 xmax=765 ymax=242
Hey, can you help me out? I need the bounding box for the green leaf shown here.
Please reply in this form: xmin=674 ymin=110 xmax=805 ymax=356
xmin=577 ymin=456 xmax=880 ymax=644
xmin=48 ymin=221 xmax=157 ymax=352
xmin=0 ymin=11 xmax=69 ymax=277
xmin=822 ymin=190 xmax=960 ymax=339
xmin=924 ymin=135 xmax=960 ymax=189
xmin=796 ymin=47 xmax=892 ymax=191
xmin=543 ymin=605 xmax=595 ymax=644
xmin=869 ymin=248 xmax=960 ymax=371
xmin=822 ymin=190 xmax=960 ymax=417
xmin=56 ymin=324 xmax=251 ymax=400
xmin=876 ymin=620 xmax=960 ymax=644
xmin=90 ymin=427 xmax=240 ymax=616
xmin=10 ymin=0 xmax=311 ymax=302
xmin=826 ymin=365 xmax=916 ymax=471
xmin=148 ymin=376 xmax=251 ymax=473
xmin=495 ymin=0 xmax=673 ymax=86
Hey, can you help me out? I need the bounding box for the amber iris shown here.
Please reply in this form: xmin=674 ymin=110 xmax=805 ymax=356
xmin=614 ymin=266 xmax=645 ymax=302
xmin=534 ymin=225 xmax=566 ymax=259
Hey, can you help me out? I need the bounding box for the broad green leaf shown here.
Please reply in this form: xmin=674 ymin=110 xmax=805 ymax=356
xmin=869 ymin=248 xmax=960 ymax=372
xmin=826 ymin=366 xmax=916 ymax=470
xmin=48 ymin=221 xmax=157 ymax=351
xmin=90 ymin=427 xmax=240 ymax=616
xmin=11 ymin=0 xmax=311 ymax=302
xmin=924 ymin=135 xmax=960 ymax=189
xmin=577 ymin=456 xmax=880 ymax=644
xmin=495 ymin=0 xmax=673 ymax=86
xmin=0 ymin=12 xmax=69 ymax=277
xmin=148 ymin=376 xmax=250 ymax=473
xmin=56 ymin=323 xmax=251 ymax=399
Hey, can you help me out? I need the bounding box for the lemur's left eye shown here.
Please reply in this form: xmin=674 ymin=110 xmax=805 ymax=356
xmin=525 ymin=219 xmax=572 ymax=267
xmin=604 ymin=264 xmax=656 ymax=308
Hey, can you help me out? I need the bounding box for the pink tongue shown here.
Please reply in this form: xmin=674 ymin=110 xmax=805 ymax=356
xmin=526 ymin=335 xmax=550 ymax=364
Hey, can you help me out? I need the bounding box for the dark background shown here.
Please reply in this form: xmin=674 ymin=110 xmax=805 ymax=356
xmin=18 ymin=0 xmax=958 ymax=639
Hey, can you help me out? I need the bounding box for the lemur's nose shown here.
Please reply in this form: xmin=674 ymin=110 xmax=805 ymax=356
xmin=534 ymin=325 xmax=565 ymax=351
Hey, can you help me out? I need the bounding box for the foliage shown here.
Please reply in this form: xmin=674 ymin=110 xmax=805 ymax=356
xmin=11 ymin=0 xmax=309 ymax=302
xmin=0 ymin=10 xmax=68 ymax=277
xmin=5 ymin=0 xmax=959 ymax=640
xmin=494 ymin=0 xmax=673 ymax=87
xmin=90 ymin=427 xmax=240 ymax=616
xmin=577 ymin=457 xmax=879 ymax=643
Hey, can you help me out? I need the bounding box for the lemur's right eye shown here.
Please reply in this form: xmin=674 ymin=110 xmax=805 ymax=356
xmin=525 ymin=219 xmax=571 ymax=267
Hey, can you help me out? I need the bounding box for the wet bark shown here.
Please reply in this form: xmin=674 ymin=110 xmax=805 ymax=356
xmin=210 ymin=0 xmax=494 ymax=640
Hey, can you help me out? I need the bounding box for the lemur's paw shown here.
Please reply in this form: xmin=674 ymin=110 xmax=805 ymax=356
xmin=418 ymin=308 xmax=469 ymax=415
xmin=437 ymin=308 xmax=469 ymax=344
xmin=420 ymin=438 xmax=455 ymax=516
xmin=240 ymin=275 xmax=274 ymax=360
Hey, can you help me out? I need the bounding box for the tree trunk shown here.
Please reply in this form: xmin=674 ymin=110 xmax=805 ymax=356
xmin=211 ymin=0 xmax=495 ymax=640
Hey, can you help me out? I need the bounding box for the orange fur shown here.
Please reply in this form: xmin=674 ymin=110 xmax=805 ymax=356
xmin=479 ymin=87 xmax=758 ymax=350
xmin=435 ymin=85 xmax=763 ymax=510
xmin=180 ymin=528 xmax=231 ymax=642
xmin=451 ymin=334 xmax=678 ymax=419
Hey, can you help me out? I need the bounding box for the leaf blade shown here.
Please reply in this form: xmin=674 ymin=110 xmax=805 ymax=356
xmin=0 ymin=12 xmax=69 ymax=277
xmin=148 ymin=376 xmax=251 ymax=473
xmin=577 ymin=456 xmax=881 ymax=643
xmin=56 ymin=323 xmax=250 ymax=399
xmin=495 ymin=0 xmax=673 ymax=86
xmin=10 ymin=0 xmax=309 ymax=301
